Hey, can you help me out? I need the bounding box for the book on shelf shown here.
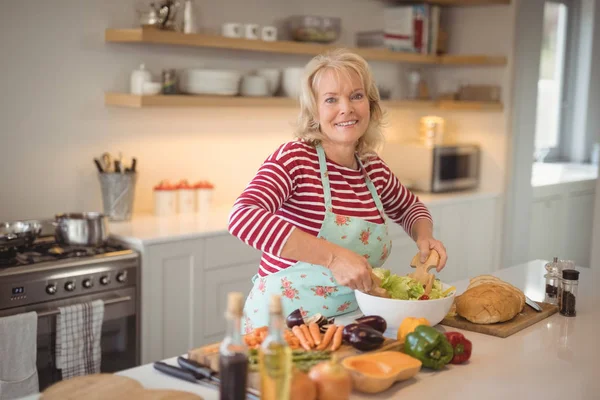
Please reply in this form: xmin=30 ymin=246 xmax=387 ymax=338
xmin=383 ymin=4 xmax=442 ymax=55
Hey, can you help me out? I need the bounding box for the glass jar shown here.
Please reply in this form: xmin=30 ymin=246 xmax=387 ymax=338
xmin=559 ymin=269 xmax=580 ymax=317
xmin=544 ymin=257 xmax=560 ymax=304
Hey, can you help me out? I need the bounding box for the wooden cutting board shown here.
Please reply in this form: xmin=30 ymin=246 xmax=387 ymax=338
xmin=41 ymin=373 xmax=203 ymax=400
xmin=189 ymin=338 xmax=403 ymax=391
xmin=440 ymin=301 xmax=559 ymax=338
xmin=41 ymin=374 xmax=143 ymax=400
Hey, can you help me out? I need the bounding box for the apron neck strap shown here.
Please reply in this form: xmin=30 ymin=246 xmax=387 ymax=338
xmin=316 ymin=144 xmax=386 ymax=218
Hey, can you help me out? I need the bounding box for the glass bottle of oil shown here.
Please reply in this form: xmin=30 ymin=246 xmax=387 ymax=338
xmin=259 ymin=294 xmax=292 ymax=400
xmin=219 ymin=292 xmax=248 ymax=400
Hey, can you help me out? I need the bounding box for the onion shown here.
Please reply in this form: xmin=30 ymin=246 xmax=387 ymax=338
xmin=290 ymin=369 xmax=317 ymax=400
xmin=308 ymin=357 xmax=352 ymax=400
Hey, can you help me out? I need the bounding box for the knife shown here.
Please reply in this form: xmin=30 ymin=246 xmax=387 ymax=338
xmin=525 ymin=296 xmax=543 ymax=312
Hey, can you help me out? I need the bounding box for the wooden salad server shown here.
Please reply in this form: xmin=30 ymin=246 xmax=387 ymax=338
xmin=409 ymin=250 xmax=440 ymax=296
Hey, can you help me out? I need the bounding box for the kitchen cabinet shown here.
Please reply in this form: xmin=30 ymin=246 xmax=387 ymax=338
xmin=124 ymin=233 xmax=260 ymax=364
xmin=529 ymin=180 xmax=597 ymax=266
xmin=141 ymin=238 xmax=205 ymax=364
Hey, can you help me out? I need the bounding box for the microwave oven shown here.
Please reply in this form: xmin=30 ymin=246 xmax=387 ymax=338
xmin=381 ymin=142 xmax=481 ymax=193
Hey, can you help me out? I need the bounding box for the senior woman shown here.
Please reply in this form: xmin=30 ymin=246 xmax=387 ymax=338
xmin=228 ymin=49 xmax=448 ymax=332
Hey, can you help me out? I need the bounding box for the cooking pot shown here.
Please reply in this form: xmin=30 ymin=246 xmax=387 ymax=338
xmin=54 ymin=212 xmax=109 ymax=247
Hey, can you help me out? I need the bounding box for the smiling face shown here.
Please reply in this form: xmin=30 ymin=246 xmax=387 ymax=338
xmin=314 ymin=68 xmax=370 ymax=148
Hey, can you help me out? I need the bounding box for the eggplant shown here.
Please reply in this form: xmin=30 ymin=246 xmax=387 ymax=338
xmin=342 ymin=323 xmax=360 ymax=343
xmin=286 ymin=309 xmax=305 ymax=329
xmin=355 ymin=315 xmax=387 ymax=334
xmin=348 ymin=325 xmax=385 ymax=352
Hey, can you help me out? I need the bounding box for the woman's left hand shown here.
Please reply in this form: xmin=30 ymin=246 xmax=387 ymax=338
xmin=416 ymin=236 xmax=447 ymax=272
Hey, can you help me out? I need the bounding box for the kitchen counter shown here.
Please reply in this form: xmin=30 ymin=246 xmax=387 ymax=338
xmin=109 ymin=189 xmax=501 ymax=245
xmin=115 ymin=259 xmax=599 ymax=399
xmin=532 ymin=162 xmax=598 ymax=187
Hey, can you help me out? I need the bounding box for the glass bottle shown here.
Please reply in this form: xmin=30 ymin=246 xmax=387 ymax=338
xmin=259 ymin=294 xmax=292 ymax=400
xmin=559 ymin=269 xmax=580 ymax=317
xmin=219 ymin=292 xmax=248 ymax=400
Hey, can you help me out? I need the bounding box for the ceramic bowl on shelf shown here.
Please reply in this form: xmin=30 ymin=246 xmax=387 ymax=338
xmin=142 ymin=81 xmax=162 ymax=95
xmin=281 ymin=67 xmax=304 ymax=99
xmin=179 ymin=68 xmax=243 ymax=96
xmin=240 ymin=75 xmax=270 ymax=97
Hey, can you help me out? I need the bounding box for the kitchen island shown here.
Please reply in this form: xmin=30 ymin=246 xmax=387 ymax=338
xmin=115 ymin=260 xmax=599 ymax=399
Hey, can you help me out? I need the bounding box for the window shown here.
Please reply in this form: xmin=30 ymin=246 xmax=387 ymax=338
xmin=534 ymin=1 xmax=569 ymax=161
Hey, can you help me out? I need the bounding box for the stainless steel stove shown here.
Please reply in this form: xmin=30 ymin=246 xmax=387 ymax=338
xmin=0 ymin=237 xmax=140 ymax=391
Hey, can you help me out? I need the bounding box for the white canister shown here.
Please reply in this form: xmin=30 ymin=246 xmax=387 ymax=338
xmin=195 ymin=188 xmax=213 ymax=212
xmin=154 ymin=189 xmax=177 ymax=216
xmin=178 ymin=188 xmax=195 ymax=214
xmin=131 ymin=63 xmax=152 ymax=95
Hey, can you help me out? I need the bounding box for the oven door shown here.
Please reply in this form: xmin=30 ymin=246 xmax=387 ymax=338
xmin=1 ymin=287 xmax=139 ymax=391
xmin=432 ymin=145 xmax=481 ymax=192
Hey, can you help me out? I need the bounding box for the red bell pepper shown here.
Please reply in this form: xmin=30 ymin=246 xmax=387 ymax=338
xmin=444 ymin=332 xmax=472 ymax=364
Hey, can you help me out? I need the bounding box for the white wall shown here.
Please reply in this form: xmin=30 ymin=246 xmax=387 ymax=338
xmin=0 ymin=0 xmax=513 ymax=220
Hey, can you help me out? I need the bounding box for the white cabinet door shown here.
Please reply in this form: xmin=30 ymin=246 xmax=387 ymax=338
xmin=198 ymin=233 xmax=261 ymax=346
xmin=465 ymin=197 xmax=498 ymax=277
xmin=528 ymin=195 xmax=564 ymax=262
xmin=142 ymin=238 xmax=205 ymax=364
xmin=564 ymin=189 xmax=596 ymax=266
xmin=437 ymin=203 xmax=469 ymax=283
xmin=202 ymin=262 xmax=257 ymax=342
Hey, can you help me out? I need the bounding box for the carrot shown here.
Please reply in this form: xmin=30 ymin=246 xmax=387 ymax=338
xmin=292 ymin=325 xmax=312 ymax=351
xmin=330 ymin=325 xmax=344 ymax=351
xmin=317 ymin=325 xmax=337 ymax=351
xmin=308 ymin=322 xmax=322 ymax=345
xmin=300 ymin=324 xmax=314 ymax=348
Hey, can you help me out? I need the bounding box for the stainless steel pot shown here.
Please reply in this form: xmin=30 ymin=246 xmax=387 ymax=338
xmin=54 ymin=212 xmax=109 ymax=247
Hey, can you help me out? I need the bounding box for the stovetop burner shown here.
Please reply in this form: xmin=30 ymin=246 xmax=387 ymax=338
xmin=0 ymin=238 xmax=128 ymax=268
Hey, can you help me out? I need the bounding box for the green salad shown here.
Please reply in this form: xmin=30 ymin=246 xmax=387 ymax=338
xmin=372 ymin=268 xmax=451 ymax=300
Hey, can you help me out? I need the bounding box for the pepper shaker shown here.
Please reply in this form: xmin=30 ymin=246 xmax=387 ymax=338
xmin=559 ymin=269 xmax=579 ymax=317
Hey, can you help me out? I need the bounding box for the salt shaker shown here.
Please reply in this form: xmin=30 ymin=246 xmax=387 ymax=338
xmin=559 ymin=269 xmax=580 ymax=317
xmin=544 ymin=256 xmax=560 ymax=304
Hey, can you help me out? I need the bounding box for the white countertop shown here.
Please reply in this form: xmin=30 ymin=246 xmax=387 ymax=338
xmin=115 ymin=260 xmax=600 ymax=399
xmin=109 ymin=189 xmax=501 ymax=245
xmin=532 ymin=162 xmax=598 ymax=187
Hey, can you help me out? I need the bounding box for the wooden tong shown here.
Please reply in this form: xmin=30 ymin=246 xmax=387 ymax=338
xmin=409 ymin=250 xmax=440 ymax=295
xmin=366 ymin=270 xmax=390 ymax=298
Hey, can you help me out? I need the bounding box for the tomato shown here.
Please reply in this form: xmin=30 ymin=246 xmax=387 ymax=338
xmin=418 ymin=295 xmax=430 ymax=300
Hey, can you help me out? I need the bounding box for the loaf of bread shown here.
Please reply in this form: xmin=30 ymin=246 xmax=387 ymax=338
xmin=455 ymin=275 xmax=525 ymax=324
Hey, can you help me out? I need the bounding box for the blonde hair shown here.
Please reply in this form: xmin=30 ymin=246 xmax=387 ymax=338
xmin=294 ymin=48 xmax=386 ymax=160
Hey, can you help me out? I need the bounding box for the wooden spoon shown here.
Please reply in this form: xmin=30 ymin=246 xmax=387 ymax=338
xmin=409 ymin=250 xmax=440 ymax=295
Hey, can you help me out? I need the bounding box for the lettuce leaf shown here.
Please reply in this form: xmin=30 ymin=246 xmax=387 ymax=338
xmin=372 ymin=268 xmax=448 ymax=300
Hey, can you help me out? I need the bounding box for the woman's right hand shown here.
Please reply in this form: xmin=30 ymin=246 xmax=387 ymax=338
xmin=327 ymin=246 xmax=373 ymax=292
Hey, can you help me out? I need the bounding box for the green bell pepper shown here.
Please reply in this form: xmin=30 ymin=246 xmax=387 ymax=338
xmin=404 ymin=325 xmax=454 ymax=370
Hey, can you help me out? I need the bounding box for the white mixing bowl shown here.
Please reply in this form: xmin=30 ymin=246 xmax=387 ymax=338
xmin=354 ymin=283 xmax=456 ymax=330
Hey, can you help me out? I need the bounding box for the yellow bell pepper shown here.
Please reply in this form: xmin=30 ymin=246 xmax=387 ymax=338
xmin=397 ymin=317 xmax=430 ymax=343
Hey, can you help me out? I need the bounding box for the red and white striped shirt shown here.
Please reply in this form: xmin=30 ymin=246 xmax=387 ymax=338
xmin=228 ymin=141 xmax=432 ymax=276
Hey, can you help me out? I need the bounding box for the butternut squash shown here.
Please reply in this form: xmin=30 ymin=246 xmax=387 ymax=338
xmin=340 ymin=351 xmax=422 ymax=394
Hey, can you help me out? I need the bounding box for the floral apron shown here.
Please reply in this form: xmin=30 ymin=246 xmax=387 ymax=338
xmin=242 ymin=144 xmax=392 ymax=333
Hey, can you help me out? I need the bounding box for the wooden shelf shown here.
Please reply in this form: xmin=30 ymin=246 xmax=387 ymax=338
xmin=105 ymin=92 xmax=503 ymax=111
xmin=390 ymin=0 xmax=510 ymax=5
xmin=105 ymin=28 xmax=507 ymax=66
